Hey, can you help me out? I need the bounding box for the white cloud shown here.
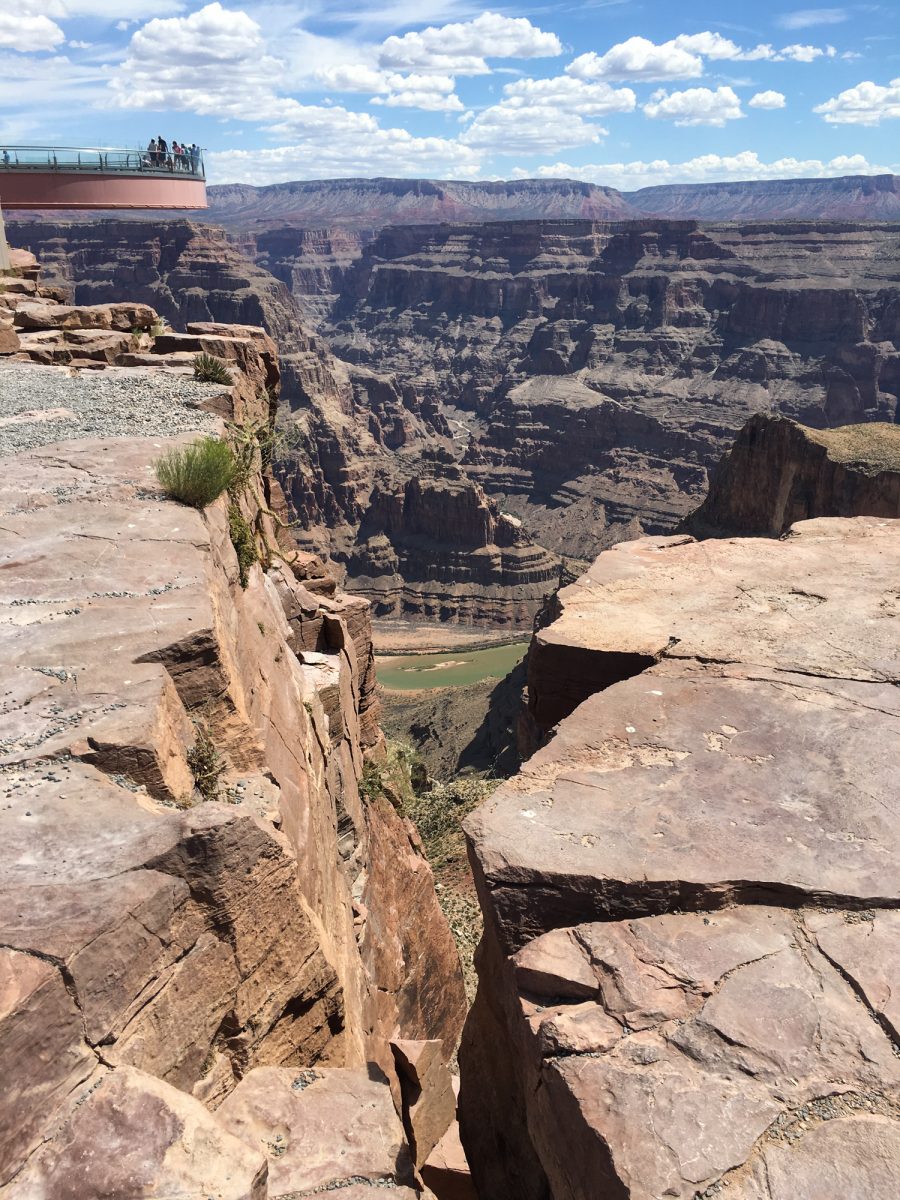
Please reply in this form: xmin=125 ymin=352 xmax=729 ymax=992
xmin=779 ymin=43 xmax=828 ymax=61
xmin=749 ymin=89 xmax=787 ymax=109
xmin=501 ymin=75 xmax=637 ymax=115
xmin=379 ymin=11 xmax=562 ymax=74
xmin=0 ymin=12 xmax=66 ymax=53
xmin=457 ymin=74 xmax=635 ymax=155
xmin=107 ymin=2 xmax=284 ymax=116
xmin=64 ymin=0 xmax=185 ymax=13
xmin=814 ymin=77 xmax=900 ymax=124
xmin=777 ymin=8 xmax=849 ymax=29
xmin=461 ymin=107 xmax=607 ymax=155
xmin=513 ymin=150 xmax=895 ymax=191
xmin=567 ymin=36 xmax=703 ymax=82
xmin=566 ymin=30 xmax=835 ymax=82
xmin=644 ymin=86 xmax=744 ymax=126
xmin=207 ymin=129 xmax=482 ymax=184
xmin=314 ymin=65 xmax=463 ymax=111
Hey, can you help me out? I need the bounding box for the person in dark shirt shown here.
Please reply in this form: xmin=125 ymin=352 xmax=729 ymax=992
xmin=157 ymin=135 xmax=168 ymax=168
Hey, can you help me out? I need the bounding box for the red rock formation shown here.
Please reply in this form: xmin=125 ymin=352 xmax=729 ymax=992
xmin=0 ymin=274 xmax=465 ymax=1191
xmin=459 ymin=517 xmax=900 ymax=1198
xmin=687 ymin=413 xmax=900 ymax=535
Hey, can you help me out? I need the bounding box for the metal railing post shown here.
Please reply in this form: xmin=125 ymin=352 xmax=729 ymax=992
xmin=0 ymin=200 xmax=11 ymax=272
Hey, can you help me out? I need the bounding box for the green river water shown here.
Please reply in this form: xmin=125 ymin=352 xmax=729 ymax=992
xmin=376 ymin=642 xmax=528 ymax=691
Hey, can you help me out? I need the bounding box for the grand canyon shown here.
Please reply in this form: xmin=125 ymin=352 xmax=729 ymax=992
xmin=2 ymin=163 xmax=900 ymax=1200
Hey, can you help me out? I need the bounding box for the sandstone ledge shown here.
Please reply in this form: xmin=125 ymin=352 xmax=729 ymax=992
xmin=460 ymin=517 xmax=900 ymax=1199
xmin=0 ymin=289 xmax=464 ymax=1192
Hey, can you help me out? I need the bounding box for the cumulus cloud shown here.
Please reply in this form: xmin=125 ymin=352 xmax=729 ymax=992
xmin=567 ymin=36 xmax=704 ymax=83
xmin=566 ymin=30 xmax=834 ymax=82
xmin=777 ymin=8 xmax=849 ymax=29
xmin=644 ymin=86 xmax=744 ymax=127
xmin=207 ymin=130 xmax=481 ymax=185
xmin=107 ymin=2 xmax=284 ymax=115
xmin=814 ymin=77 xmax=900 ymax=124
xmin=512 ymin=150 xmax=895 ymax=191
xmin=379 ymin=11 xmax=562 ymax=74
xmin=314 ymin=65 xmax=463 ymax=111
xmin=458 ymin=74 xmax=635 ymax=155
xmin=749 ymin=90 xmax=787 ymax=109
xmin=0 ymin=12 xmax=66 ymax=53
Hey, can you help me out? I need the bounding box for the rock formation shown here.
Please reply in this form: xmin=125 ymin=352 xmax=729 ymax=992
xmin=10 ymin=218 xmax=561 ymax=626
xmin=10 ymin=215 xmax=900 ymax=627
xmin=0 ymin=253 xmax=466 ymax=1193
xmin=687 ymin=413 xmax=900 ymax=535
xmin=459 ymin=515 xmax=900 ymax=1198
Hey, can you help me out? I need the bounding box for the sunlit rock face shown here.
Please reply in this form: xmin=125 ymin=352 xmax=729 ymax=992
xmin=459 ymin=515 xmax=900 ymax=1200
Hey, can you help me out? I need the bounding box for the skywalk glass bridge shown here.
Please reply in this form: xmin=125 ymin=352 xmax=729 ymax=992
xmin=0 ymin=144 xmax=208 ymax=269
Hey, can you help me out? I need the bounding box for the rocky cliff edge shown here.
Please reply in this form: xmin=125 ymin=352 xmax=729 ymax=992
xmin=460 ymin=507 xmax=900 ymax=1198
xmin=0 ymin=252 xmax=466 ymax=1195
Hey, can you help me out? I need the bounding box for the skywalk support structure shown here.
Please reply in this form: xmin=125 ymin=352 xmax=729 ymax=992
xmin=0 ymin=145 xmax=207 ymax=270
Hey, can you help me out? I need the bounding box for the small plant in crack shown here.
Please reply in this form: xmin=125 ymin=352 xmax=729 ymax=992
xmin=187 ymin=722 xmax=225 ymax=802
xmin=193 ymin=352 xmax=232 ymax=385
xmin=228 ymin=501 xmax=258 ymax=587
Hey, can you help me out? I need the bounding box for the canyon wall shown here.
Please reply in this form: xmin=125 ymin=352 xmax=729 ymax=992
xmin=686 ymin=413 xmax=900 ymax=535
xmin=11 ymin=216 xmax=900 ymax=628
xmin=0 ymin=256 xmax=466 ymax=1193
xmin=10 ymin=218 xmax=560 ymax=626
xmin=458 ymin=507 xmax=900 ymax=1198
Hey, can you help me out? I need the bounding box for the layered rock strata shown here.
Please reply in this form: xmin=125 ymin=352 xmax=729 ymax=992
xmin=0 ymin=260 xmax=465 ymax=1192
xmin=10 ymin=219 xmax=560 ymax=626
xmin=13 ymin=218 xmax=900 ymax=622
xmin=459 ymin=516 xmax=900 ymax=1198
xmin=687 ymin=413 xmax=900 ymax=535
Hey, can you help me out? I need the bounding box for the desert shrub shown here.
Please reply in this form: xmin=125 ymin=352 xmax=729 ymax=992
xmin=187 ymin=723 xmax=225 ymax=802
xmin=359 ymin=761 xmax=385 ymax=803
xmin=155 ymin=436 xmax=235 ymax=508
xmin=228 ymin=501 xmax=257 ymax=587
xmin=193 ymin=352 xmax=232 ymax=384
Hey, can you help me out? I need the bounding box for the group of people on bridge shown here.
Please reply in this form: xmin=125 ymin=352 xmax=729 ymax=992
xmin=146 ymin=137 xmax=201 ymax=174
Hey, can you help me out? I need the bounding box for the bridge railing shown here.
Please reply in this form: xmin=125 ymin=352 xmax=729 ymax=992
xmin=0 ymin=145 xmax=205 ymax=180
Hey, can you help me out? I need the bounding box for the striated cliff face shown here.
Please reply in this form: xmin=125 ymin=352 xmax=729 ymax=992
xmin=10 ymin=218 xmax=561 ymax=627
xmin=322 ymin=218 xmax=900 ymax=561
xmin=629 ymin=172 xmax=900 ymax=221
xmin=204 ymin=177 xmax=634 ymax=229
xmin=12 ymin=215 xmax=900 ymax=625
xmin=0 ymin=259 xmax=466 ymax=1193
xmin=687 ymin=413 xmax=900 ymax=535
xmin=458 ymin=514 xmax=900 ymax=1199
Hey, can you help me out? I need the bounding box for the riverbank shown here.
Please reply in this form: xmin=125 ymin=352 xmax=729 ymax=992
xmin=372 ymin=618 xmax=528 ymax=655
xmin=376 ymin=642 xmax=528 ymax=692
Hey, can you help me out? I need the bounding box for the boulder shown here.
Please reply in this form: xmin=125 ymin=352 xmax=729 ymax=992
xmin=391 ymin=1038 xmax=456 ymax=1168
xmin=216 ymin=1066 xmax=414 ymax=1196
xmin=6 ymin=1066 xmax=268 ymax=1200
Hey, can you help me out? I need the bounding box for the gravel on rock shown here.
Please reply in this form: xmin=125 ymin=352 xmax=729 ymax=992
xmin=0 ymin=363 xmax=220 ymax=458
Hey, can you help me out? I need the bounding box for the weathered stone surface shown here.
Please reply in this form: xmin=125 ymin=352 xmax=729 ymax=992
xmin=216 ymin=1066 xmax=413 ymax=1196
xmin=7 ymin=1066 xmax=268 ymax=1200
xmin=688 ymin=413 xmax=900 ymax=536
xmin=391 ymin=1039 xmax=456 ymax=1168
xmin=459 ymin=515 xmax=900 ymax=1199
xmin=528 ymin=517 xmax=900 ymax=733
xmin=0 ymin=292 xmax=464 ymax=1188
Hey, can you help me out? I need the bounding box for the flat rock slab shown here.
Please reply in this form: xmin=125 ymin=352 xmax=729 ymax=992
xmin=513 ymin=908 xmax=900 ymax=1200
xmin=468 ymin=664 xmax=900 ymax=949
xmin=6 ymin=1066 xmax=267 ymax=1200
xmin=216 ymin=1066 xmax=413 ymax=1196
xmin=529 ymin=519 xmax=900 ymax=729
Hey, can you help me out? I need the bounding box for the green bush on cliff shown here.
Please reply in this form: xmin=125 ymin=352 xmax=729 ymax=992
xmin=155 ymin=436 xmax=236 ymax=508
xmin=193 ymin=352 xmax=232 ymax=384
xmin=228 ymin=501 xmax=257 ymax=587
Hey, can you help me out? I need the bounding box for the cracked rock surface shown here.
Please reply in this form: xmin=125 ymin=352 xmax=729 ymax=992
xmin=459 ymin=517 xmax=900 ymax=1200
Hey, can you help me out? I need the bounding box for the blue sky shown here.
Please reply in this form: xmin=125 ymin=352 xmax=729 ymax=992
xmin=2 ymin=1 xmax=898 ymax=188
